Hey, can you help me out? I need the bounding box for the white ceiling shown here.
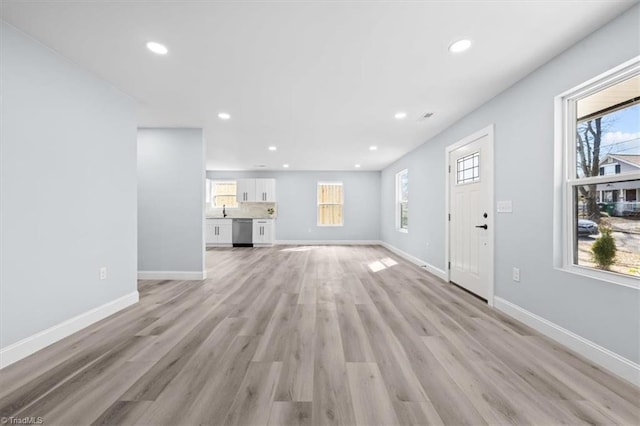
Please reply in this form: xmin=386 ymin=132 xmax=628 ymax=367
xmin=1 ymin=0 xmax=636 ymax=171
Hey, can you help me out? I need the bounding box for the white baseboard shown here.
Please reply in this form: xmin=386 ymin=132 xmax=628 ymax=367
xmin=275 ymin=240 xmax=382 ymax=246
xmin=379 ymin=241 xmax=448 ymax=281
xmin=137 ymin=271 xmax=207 ymax=280
xmin=0 ymin=291 xmax=139 ymax=369
xmin=494 ymin=296 xmax=640 ymax=387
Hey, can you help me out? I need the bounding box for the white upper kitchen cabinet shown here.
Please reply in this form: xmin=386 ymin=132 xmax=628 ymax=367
xmin=236 ymin=179 xmax=256 ymax=202
xmin=255 ymin=178 xmax=276 ymax=202
xmin=236 ymin=178 xmax=276 ymax=202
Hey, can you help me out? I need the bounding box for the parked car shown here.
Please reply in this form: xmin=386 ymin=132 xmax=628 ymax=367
xmin=578 ymin=219 xmax=599 ymax=236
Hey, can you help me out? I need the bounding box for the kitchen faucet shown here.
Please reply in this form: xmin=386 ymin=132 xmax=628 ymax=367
xmin=223 ymin=204 xmax=227 ymax=218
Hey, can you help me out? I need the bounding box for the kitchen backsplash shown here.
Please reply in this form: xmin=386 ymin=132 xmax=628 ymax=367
xmin=206 ymin=202 xmax=277 ymax=219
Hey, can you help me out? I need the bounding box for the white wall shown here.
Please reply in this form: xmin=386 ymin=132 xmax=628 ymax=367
xmin=138 ymin=128 xmax=206 ymax=278
xmin=206 ymin=171 xmax=381 ymax=242
xmin=0 ymin=23 xmax=138 ymax=351
xmin=380 ymin=5 xmax=640 ymax=364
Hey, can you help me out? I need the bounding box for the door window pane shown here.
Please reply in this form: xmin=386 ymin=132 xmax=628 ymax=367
xmin=457 ymin=152 xmax=480 ymax=184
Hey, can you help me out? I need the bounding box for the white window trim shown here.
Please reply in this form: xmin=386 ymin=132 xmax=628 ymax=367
xmin=553 ymin=56 xmax=640 ymax=289
xmin=396 ymin=169 xmax=408 ymax=232
xmin=317 ymin=181 xmax=344 ymax=227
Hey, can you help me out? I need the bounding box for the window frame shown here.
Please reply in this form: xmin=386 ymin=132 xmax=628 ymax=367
xmin=206 ymin=179 xmax=239 ymax=209
xmin=554 ymin=56 xmax=640 ymax=289
xmin=455 ymin=152 xmax=480 ymax=185
xmin=317 ymin=181 xmax=344 ymax=227
xmin=396 ymin=169 xmax=408 ymax=232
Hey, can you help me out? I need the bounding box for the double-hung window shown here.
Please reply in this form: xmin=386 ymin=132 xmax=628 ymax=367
xmin=206 ymin=180 xmax=238 ymax=208
xmin=555 ymin=58 xmax=639 ymax=286
xmin=396 ymin=169 xmax=408 ymax=231
xmin=317 ymin=182 xmax=343 ymax=226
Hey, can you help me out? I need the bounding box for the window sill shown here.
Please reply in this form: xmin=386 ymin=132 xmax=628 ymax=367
xmin=556 ymin=264 xmax=640 ymax=290
xmin=397 ymin=228 xmax=408 ymax=233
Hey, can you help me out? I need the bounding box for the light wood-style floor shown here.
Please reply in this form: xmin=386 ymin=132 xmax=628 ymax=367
xmin=1 ymin=245 xmax=638 ymax=425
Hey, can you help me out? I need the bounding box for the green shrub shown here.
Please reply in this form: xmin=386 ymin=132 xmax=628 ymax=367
xmin=591 ymin=227 xmax=617 ymax=270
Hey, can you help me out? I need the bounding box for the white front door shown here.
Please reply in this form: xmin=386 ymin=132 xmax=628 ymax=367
xmin=448 ymin=129 xmax=493 ymax=301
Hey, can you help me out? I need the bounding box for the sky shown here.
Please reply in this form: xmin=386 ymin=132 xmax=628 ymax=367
xmin=600 ymin=103 xmax=640 ymax=156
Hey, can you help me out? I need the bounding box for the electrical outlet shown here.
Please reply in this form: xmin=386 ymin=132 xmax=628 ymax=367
xmin=512 ymin=267 xmax=520 ymax=282
xmin=100 ymin=267 xmax=107 ymax=280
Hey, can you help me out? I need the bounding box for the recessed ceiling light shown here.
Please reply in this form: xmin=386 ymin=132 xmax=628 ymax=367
xmin=369 ymin=146 xmax=378 ymax=151
xmin=394 ymin=112 xmax=407 ymax=120
xmin=355 ymin=164 xmax=361 ymax=168
xmin=268 ymin=146 xmax=277 ymax=151
xmin=146 ymin=41 xmax=168 ymax=55
xmin=218 ymin=112 xmax=231 ymax=120
xmin=449 ymin=39 xmax=472 ymax=53
xmin=283 ymin=164 xmax=289 ymax=168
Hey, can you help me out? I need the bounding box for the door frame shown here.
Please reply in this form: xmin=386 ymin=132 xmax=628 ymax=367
xmin=444 ymin=124 xmax=495 ymax=306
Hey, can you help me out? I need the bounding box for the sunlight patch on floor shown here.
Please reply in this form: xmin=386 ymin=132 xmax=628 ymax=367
xmin=380 ymin=257 xmax=398 ymax=267
xmin=368 ymin=257 xmax=398 ymax=272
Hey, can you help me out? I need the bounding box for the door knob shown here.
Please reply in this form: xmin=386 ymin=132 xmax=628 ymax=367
xmin=475 ymin=224 xmax=488 ymax=230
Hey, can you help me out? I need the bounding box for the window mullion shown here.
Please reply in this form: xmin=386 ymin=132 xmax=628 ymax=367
xmin=568 ymin=172 xmax=640 ymax=186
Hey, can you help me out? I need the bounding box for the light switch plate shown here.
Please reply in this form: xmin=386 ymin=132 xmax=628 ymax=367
xmin=513 ymin=267 xmax=520 ymax=282
xmin=497 ymin=200 xmax=513 ymax=213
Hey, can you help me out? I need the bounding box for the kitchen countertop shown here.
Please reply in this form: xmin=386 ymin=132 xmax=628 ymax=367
xmin=206 ymin=216 xmax=276 ymax=220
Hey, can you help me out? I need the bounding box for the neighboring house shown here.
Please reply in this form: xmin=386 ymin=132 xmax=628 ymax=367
xmin=597 ymin=154 xmax=640 ymax=216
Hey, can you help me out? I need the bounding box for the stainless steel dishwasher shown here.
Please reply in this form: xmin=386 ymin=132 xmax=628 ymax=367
xmin=232 ymin=219 xmax=253 ymax=247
